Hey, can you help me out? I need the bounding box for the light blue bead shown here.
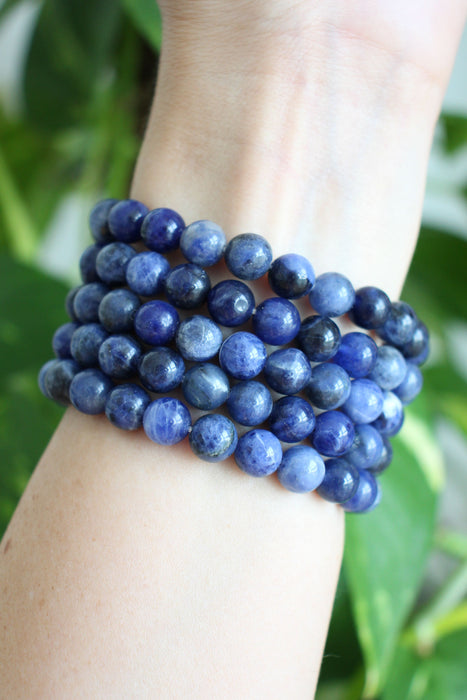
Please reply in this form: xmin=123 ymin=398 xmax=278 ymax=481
xmin=342 ymin=378 xmax=384 ymax=424
xmin=138 ymin=348 xmax=185 ymax=392
xmin=277 ymin=446 xmax=325 ymax=493
xmin=182 ymin=363 xmax=230 ymax=410
xmin=105 ymin=383 xmax=150 ymax=430
xmin=331 ymin=332 xmax=377 ymax=378
xmin=394 ymin=363 xmax=423 ymax=404
xmin=309 ymin=272 xmax=355 ymax=317
xmin=252 ymin=297 xmax=301 ymax=345
xmin=69 ymin=368 xmax=114 ymax=415
xmin=305 ymin=363 xmax=351 ymax=410
xmin=269 ymin=396 xmax=315 ymax=443
xmin=226 ymin=380 xmax=273 ymax=426
xmin=371 ymin=391 xmax=404 ymax=436
xmin=180 ymin=220 xmax=226 ymax=267
xmin=125 ymin=251 xmax=170 ymax=296
xmin=175 ymin=315 xmax=223 ymax=362
xmin=368 ymin=345 xmax=407 ymax=390
xmin=268 ymin=253 xmax=315 ymax=299
xmin=224 ymin=233 xmax=273 ymax=280
xmin=189 ymin=414 xmax=238 ymax=462
xmin=234 ymin=429 xmax=282 ymax=476
xmin=143 ymin=397 xmax=191 ymax=445
xmin=98 ymin=334 xmax=142 ymax=379
xmin=219 ymin=332 xmax=267 ymax=380
xmin=311 ymin=410 xmax=355 ymax=457
xmin=264 ymin=348 xmax=311 ymax=395
xmin=346 ymin=424 xmax=384 ymax=469
xmin=208 ymin=280 xmax=255 ymax=327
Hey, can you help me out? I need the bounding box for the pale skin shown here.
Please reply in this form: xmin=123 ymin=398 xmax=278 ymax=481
xmin=1 ymin=1 xmax=466 ymax=697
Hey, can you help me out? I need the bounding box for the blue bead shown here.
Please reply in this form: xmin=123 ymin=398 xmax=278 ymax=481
xmin=342 ymin=469 xmax=379 ymax=513
xmin=224 ymin=233 xmax=273 ymax=280
xmin=311 ymin=410 xmax=355 ymax=457
xmin=175 ymin=315 xmax=223 ymax=362
xmin=268 ymin=253 xmax=315 ymax=299
xmin=368 ymin=345 xmax=407 ymax=391
xmin=371 ymin=390 xmax=404 ymax=436
xmin=38 ymin=359 xmax=59 ymax=398
xmin=234 ymin=429 xmax=282 ymax=476
xmin=277 ymin=446 xmax=325 ymax=493
xmin=208 ymin=280 xmax=255 ymax=327
xmin=219 ymin=332 xmax=267 ymax=380
xmin=409 ymin=342 xmax=430 ymax=367
xmin=108 ymin=198 xmax=149 ymax=242
xmin=394 ymin=363 xmax=423 ymax=404
xmin=65 ymin=285 xmax=82 ymax=321
xmin=348 ymin=286 xmax=391 ymax=329
xmin=346 ymin=424 xmax=384 ymax=469
xmin=342 ymin=378 xmax=384 ymax=424
xmin=263 ymin=348 xmax=311 ymax=395
xmin=73 ymin=282 xmax=109 ymax=323
xmin=138 ymin=348 xmax=185 ymax=392
xmin=79 ymin=244 xmax=102 ymax=283
xmin=180 ymin=220 xmax=226 ymax=267
xmin=367 ymin=436 xmax=393 ymax=474
xmin=379 ymin=301 xmax=417 ymax=345
xmin=98 ymin=288 xmax=141 ymax=333
xmin=43 ymin=358 xmax=80 ymax=404
xmin=95 ymin=242 xmax=136 ymax=286
xmin=143 ymin=397 xmax=191 ymax=445
xmin=252 ymin=297 xmax=301 ymax=345
xmin=140 ymin=207 xmax=185 ymax=253
xmin=298 ymin=315 xmax=341 ymax=362
xmin=269 ymin=396 xmax=315 ymax=442
xmin=98 ymin=335 xmax=142 ymax=379
xmin=331 ymin=332 xmax=377 ymax=378
xmin=105 ymin=383 xmax=150 ymax=430
xmin=69 ymin=368 xmax=114 ymax=414
xmin=226 ymin=380 xmax=273 ymax=426
xmin=401 ymin=321 xmax=429 ymax=360
xmin=189 ymin=414 xmax=238 ymax=462
xmin=309 ymin=272 xmax=355 ymax=317
xmin=305 ymin=363 xmax=351 ymax=410
xmin=316 ymin=457 xmax=359 ymax=503
xmin=164 ymin=263 xmax=211 ymax=309
xmin=89 ymin=198 xmax=118 ymax=244
xmin=134 ymin=300 xmax=180 ymax=346
xmin=182 ymin=363 xmax=230 ymax=410
xmin=125 ymin=251 xmax=170 ymax=296
xmin=52 ymin=322 xmax=80 ymax=359
xmin=70 ymin=323 xmax=108 ymax=366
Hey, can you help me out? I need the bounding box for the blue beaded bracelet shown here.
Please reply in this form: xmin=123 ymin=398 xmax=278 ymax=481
xmin=39 ymin=198 xmax=430 ymax=514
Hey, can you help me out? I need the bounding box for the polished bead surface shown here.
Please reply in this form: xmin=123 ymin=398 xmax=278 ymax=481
xmin=219 ymin=332 xmax=267 ymax=380
xmin=125 ymin=251 xmax=170 ymax=297
xmin=379 ymin=301 xmax=417 ymax=345
xmin=342 ymin=378 xmax=384 ymax=424
xmin=164 ymin=263 xmax=211 ymax=309
xmin=208 ymin=280 xmax=255 ymax=327
xmin=348 ymin=286 xmax=391 ymax=329
xmin=98 ymin=288 xmax=140 ymax=333
xmin=368 ymin=345 xmax=407 ymax=390
xmin=180 ymin=220 xmax=226 ymax=267
xmin=108 ymin=198 xmax=148 ymax=242
xmin=43 ymin=359 xmax=80 ymax=404
xmin=269 ymin=396 xmax=315 ymax=442
xmin=95 ymin=242 xmax=136 ymax=285
xmin=401 ymin=321 xmax=429 ymax=360
xmin=277 ymin=446 xmax=325 ymax=493
xmin=89 ymin=198 xmax=118 ymax=244
xmin=105 ymin=383 xmax=150 ymax=431
xmin=268 ymin=253 xmax=315 ymax=299
xmin=367 ymin=435 xmax=393 ymax=474
xmin=311 ymin=410 xmax=355 ymax=457
xmin=134 ymin=300 xmax=180 ymax=346
xmin=342 ymin=469 xmax=379 ymax=513
xmin=70 ymin=323 xmax=108 ymax=366
xmin=73 ymin=282 xmax=109 ymax=323
xmin=189 ymin=414 xmax=238 ymax=462
xmin=305 ymin=363 xmax=351 ymax=410
xmin=252 ymin=297 xmax=301 ymax=345
xmin=98 ymin=334 xmax=142 ymax=379
xmin=143 ymin=397 xmax=191 ymax=445
xmin=226 ymin=380 xmax=273 ymax=426
xmin=175 ymin=315 xmax=223 ymax=362
xmin=69 ymin=368 xmax=113 ymax=414
xmin=138 ymin=348 xmax=185 ymax=392
xmin=409 ymin=342 xmax=430 ymax=366
xmin=234 ymin=429 xmax=282 ymax=476
xmin=79 ymin=244 xmax=102 ymax=283
xmin=224 ymin=233 xmax=273 ymax=280
xmin=331 ymin=332 xmax=378 ymax=378
xmin=346 ymin=424 xmax=384 ymax=469
xmin=298 ymin=315 xmax=341 ymax=362
xmin=141 ymin=207 xmax=185 ymax=253
xmin=309 ymin=272 xmax=355 ymax=317
xmin=316 ymin=457 xmax=359 ymax=503
xmin=263 ymin=348 xmax=311 ymax=395
xmin=182 ymin=363 xmax=230 ymax=410
xmin=371 ymin=390 xmax=404 ymax=436
xmin=38 ymin=359 xmax=59 ymax=399
xmin=52 ymin=322 xmax=80 ymax=359
xmin=394 ymin=363 xmax=423 ymax=404
xmin=65 ymin=285 xmax=82 ymax=321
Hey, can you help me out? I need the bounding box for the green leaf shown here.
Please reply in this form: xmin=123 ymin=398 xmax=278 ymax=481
xmin=120 ymin=0 xmax=162 ymax=51
xmin=439 ymin=113 xmax=467 ymax=155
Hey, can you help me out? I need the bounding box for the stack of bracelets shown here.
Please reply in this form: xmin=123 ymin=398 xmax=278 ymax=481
xmin=38 ymin=198 xmax=430 ymax=514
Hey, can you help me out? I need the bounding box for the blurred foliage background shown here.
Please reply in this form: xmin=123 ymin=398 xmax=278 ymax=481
xmin=0 ymin=1 xmax=466 ymax=697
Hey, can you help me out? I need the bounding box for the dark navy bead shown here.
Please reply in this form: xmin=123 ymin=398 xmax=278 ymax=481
xmin=263 ymin=348 xmax=311 ymax=395
xmin=277 ymin=446 xmax=325 ymax=493
xmin=52 ymin=322 xmax=80 ymax=359
xmin=401 ymin=321 xmax=429 ymax=360
xmin=95 ymin=242 xmax=136 ymax=286
xmin=268 ymin=253 xmax=315 ymax=299
xmin=89 ymin=198 xmax=118 ymax=244
xmin=342 ymin=378 xmax=384 ymax=424
xmin=226 ymin=380 xmax=273 ymax=426
xmin=98 ymin=288 xmax=141 ymax=333
xmin=394 ymin=363 xmax=423 ymax=404
xmin=348 ymin=286 xmax=391 ymax=329
xmin=342 ymin=469 xmax=379 ymax=513
xmin=316 ymin=457 xmax=359 ymax=504
xmin=165 ymin=263 xmax=211 ymax=309
xmin=143 ymin=397 xmax=191 ymax=445
xmin=367 ymin=436 xmax=393 ymax=474
xmin=219 ymin=332 xmax=267 ymax=380
xmin=125 ymin=251 xmax=170 ymax=296
xmin=208 ymin=280 xmax=255 ymax=327
xmin=409 ymin=342 xmax=430 ymax=366
xmin=224 ymin=233 xmax=273 ymax=280
xmin=189 ymin=414 xmax=238 ymax=462
xmin=38 ymin=359 xmax=59 ymax=399
xmin=371 ymin=390 xmax=404 ymax=436
xmin=98 ymin=335 xmax=142 ymax=379
xmin=73 ymin=282 xmax=109 ymax=323
xmin=346 ymin=424 xmax=384 ymax=470
xmin=134 ymin=300 xmax=180 ymax=346
xmin=180 ymin=220 xmax=226 ymax=267
xmin=140 ymin=207 xmax=185 ymax=253
xmin=79 ymin=244 xmax=102 ymax=283
xmin=182 ymin=363 xmax=230 ymax=410
xmin=331 ymin=332 xmax=377 ymax=378
xmin=70 ymin=323 xmax=108 ymax=366
xmin=252 ymin=298 xmax=301 ymax=345
xmin=108 ymin=198 xmax=149 ymax=242
xmin=378 ymin=301 xmax=417 ymax=345
xmin=175 ymin=315 xmax=223 ymax=362
xmin=43 ymin=358 xmax=80 ymax=404
xmin=309 ymin=272 xmax=355 ymax=317
xmin=311 ymin=411 xmax=355 ymax=457
xmin=69 ymin=368 xmax=113 ymax=414
xmin=269 ymin=396 xmax=315 ymax=442
xmin=305 ymin=363 xmax=351 ymax=410
xmin=298 ymin=315 xmax=341 ymax=362
xmin=65 ymin=285 xmax=82 ymax=321
xmin=368 ymin=345 xmax=407 ymax=390
xmin=105 ymin=383 xmax=150 ymax=431
xmin=234 ymin=429 xmax=282 ymax=476
xmin=138 ymin=348 xmax=185 ymax=393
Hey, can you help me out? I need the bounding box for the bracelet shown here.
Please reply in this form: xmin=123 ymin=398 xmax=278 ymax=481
xmin=38 ymin=198 xmax=429 ymax=514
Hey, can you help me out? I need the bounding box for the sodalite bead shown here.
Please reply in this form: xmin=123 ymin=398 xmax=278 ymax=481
xmin=379 ymin=301 xmax=417 ymax=345
xmin=182 ymin=363 xmax=230 ymax=410
xmin=371 ymin=391 xmax=404 ymax=436
xmin=79 ymin=244 xmax=102 ymax=283
xmin=269 ymin=396 xmax=315 ymax=442
xmin=219 ymin=332 xmax=267 ymax=380
xmin=401 ymin=321 xmax=429 ymax=361
xmin=98 ymin=335 xmax=142 ymax=379
xmin=141 ymin=207 xmax=185 ymax=253
xmin=98 ymin=288 xmax=140 ymax=333
xmin=368 ymin=345 xmax=407 ymax=390
xmin=264 ymin=348 xmax=311 ymax=395
xmin=175 ymin=315 xmax=223 ymax=362
xmin=343 ymin=468 xmax=379 ymax=513
xmin=309 ymin=272 xmax=355 ymax=317
xmin=38 ymin=359 xmax=59 ymax=399
xmin=234 ymin=429 xmax=282 ymax=476
xmin=268 ymin=253 xmax=315 ymax=299
xmin=143 ymin=397 xmax=191 ymax=445
xmin=224 ymin=233 xmax=273 ymax=280
xmin=367 ymin=435 xmax=393 ymax=474
xmin=305 ymin=363 xmax=351 ymax=410
xmin=298 ymin=315 xmax=341 ymax=362
xmin=331 ymin=332 xmax=377 ymax=378
xmin=189 ymin=414 xmax=238 ymax=462
xmin=180 ymin=220 xmax=226 ymax=267
xmin=348 ymin=286 xmax=391 ymax=329
xmin=73 ymin=282 xmax=109 ymax=323
xmin=95 ymin=242 xmax=136 ymax=285
xmin=277 ymin=446 xmax=325 ymax=493
xmin=346 ymin=424 xmax=384 ymax=470
xmin=65 ymin=285 xmax=82 ymax=321
xmin=105 ymin=383 xmax=150 ymax=431
xmin=208 ymin=280 xmax=255 ymax=327
xmin=342 ymin=378 xmax=384 ymax=424
xmin=165 ymin=264 xmax=211 ymax=309
xmin=316 ymin=457 xmax=359 ymax=504
xmin=89 ymin=198 xmax=118 ymax=244
xmin=69 ymin=368 xmax=114 ymax=414
xmin=311 ymin=411 xmax=355 ymax=457
xmin=52 ymin=322 xmax=80 ymax=359
xmin=138 ymin=348 xmax=185 ymax=392
xmin=42 ymin=359 xmax=80 ymax=404
xmin=252 ymin=298 xmax=301 ymax=345
xmin=70 ymin=323 xmax=108 ymax=366
xmin=108 ymin=198 xmax=149 ymax=242
xmin=125 ymin=251 xmax=170 ymax=297
xmin=394 ymin=363 xmax=423 ymax=404
xmin=134 ymin=300 xmax=180 ymax=346
xmin=226 ymin=380 xmax=273 ymax=426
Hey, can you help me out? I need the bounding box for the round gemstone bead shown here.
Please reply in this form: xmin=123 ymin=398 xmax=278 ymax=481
xmin=342 ymin=378 xmax=384 ymax=424
xmin=182 ymin=363 xmax=230 ymax=410
xmin=224 ymin=233 xmax=273 ymax=280
xmin=180 ymin=220 xmax=226 ymax=267
xmin=43 ymin=358 xmax=80 ymax=404
xmin=108 ymin=198 xmax=149 ymax=242
xmin=89 ymin=198 xmax=118 ymax=244
xmin=164 ymin=263 xmax=211 ymax=309
xmin=70 ymin=323 xmax=108 ymax=366
xmin=219 ymin=332 xmax=267 ymax=380
xmin=346 ymin=424 xmax=384 ymax=469
xmin=401 ymin=321 xmax=429 ymax=360
xmin=98 ymin=334 xmax=142 ymax=379
xmin=143 ymin=397 xmax=191 ymax=445
xmin=342 ymin=469 xmax=380 ymax=513
xmin=379 ymin=301 xmax=417 ymax=345
xmin=263 ymin=348 xmax=311 ymax=395
xmin=175 ymin=315 xmax=223 ymax=362
xmin=277 ymin=446 xmax=325 ymax=493
xmin=394 ymin=363 xmax=423 ymax=404
xmin=138 ymin=348 xmax=185 ymax=393
xmin=409 ymin=342 xmax=430 ymax=367
xmin=208 ymin=280 xmax=255 ymax=327
xmin=98 ymin=288 xmax=140 ymax=333
xmin=368 ymin=345 xmax=407 ymax=391
xmin=305 ymin=363 xmax=351 ymax=410
xmin=105 ymin=383 xmax=150 ymax=431
xmin=331 ymin=332 xmax=378 ymax=378
xmin=79 ymin=244 xmax=102 ymax=283
xmin=95 ymin=242 xmax=136 ymax=286
xmin=309 ymin=272 xmax=355 ymax=317
xmin=252 ymin=297 xmax=301 ymax=345
xmin=268 ymin=253 xmax=315 ymax=299
xmin=226 ymin=380 xmax=273 ymax=426
xmin=125 ymin=251 xmax=170 ymax=297
xmin=316 ymin=457 xmax=360 ymax=504
xmin=371 ymin=390 xmax=404 ymax=436
xmin=140 ymin=207 xmax=185 ymax=253
xmin=269 ymin=396 xmax=315 ymax=442
xmin=348 ymin=286 xmax=391 ymax=329
xmin=69 ymin=368 xmax=113 ymax=414
xmin=65 ymin=285 xmax=82 ymax=321
xmin=189 ymin=414 xmax=238 ymax=462
xmin=73 ymin=282 xmax=109 ymax=323
xmin=52 ymin=322 xmax=80 ymax=359
xmin=38 ymin=359 xmax=59 ymax=399
xmin=367 ymin=436 xmax=393 ymax=474
xmin=134 ymin=300 xmax=180 ymax=346
xmin=311 ymin=410 xmax=355 ymax=457
xmin=298 ymin=315 xmax=341 ymax=362
xmin=234 ymin=429 xmax=282 ymax=477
